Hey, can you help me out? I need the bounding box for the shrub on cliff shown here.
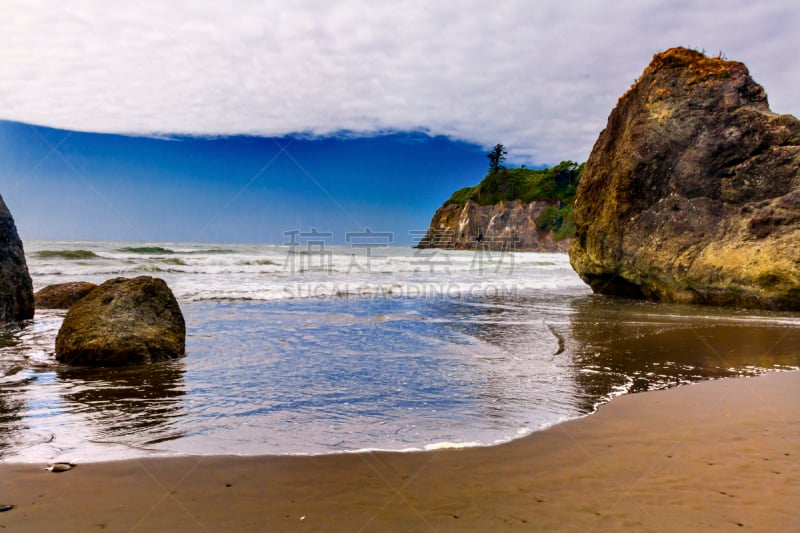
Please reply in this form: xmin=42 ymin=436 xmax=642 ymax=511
xmin=446 ymin=160 xmax=584 ymax=238
xmin=447 ymin=161 xmax=583 ymax=207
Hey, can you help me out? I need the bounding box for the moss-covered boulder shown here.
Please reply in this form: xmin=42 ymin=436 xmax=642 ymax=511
xmin=569 ymin=47 xmax=800 ymax=310
xmin=0 ymin=194 xmax=34 ymax=323
xmin=55 ymin=276 xmax=185 ymax=366
xmin=35 ymin=282 xmax=97 ymax=309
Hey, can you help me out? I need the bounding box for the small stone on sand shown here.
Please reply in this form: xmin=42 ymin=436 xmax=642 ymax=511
xmin=47 ymin=462 xmax=75 ymax=473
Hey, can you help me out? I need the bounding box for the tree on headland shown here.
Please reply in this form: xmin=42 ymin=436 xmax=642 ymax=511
xmin=487 ymin=143 xmax=507 ymax=173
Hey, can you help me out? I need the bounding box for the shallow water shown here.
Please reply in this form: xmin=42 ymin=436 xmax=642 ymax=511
xmin=1 ymin=241 xmax=799 ymax=463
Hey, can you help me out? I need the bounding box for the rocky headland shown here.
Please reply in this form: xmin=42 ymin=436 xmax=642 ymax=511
xmin=0 ymin=194 xmax=34 ymax=323
xmin=419 ymin=162 xmax=582 ymax=251
xmin=418 ymin=200 xmax=570 ymax=252
xmin=569 ymin=47 xmax=800 ymax=310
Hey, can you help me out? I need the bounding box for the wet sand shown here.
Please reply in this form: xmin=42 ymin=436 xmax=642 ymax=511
xmin=1 ymin=371 xmax=798 ymax=532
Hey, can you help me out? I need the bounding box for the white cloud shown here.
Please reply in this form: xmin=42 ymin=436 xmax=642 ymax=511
xmin=1 ymin=0 xmax=799 ymax=164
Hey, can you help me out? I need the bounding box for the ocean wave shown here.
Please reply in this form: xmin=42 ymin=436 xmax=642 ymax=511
xmin=118 ymin=246 xmax=176 ymax=254
xmin=134 ymin=265 xmax=187 ymax=274
xmin=158 ymin=258 xmax=187 ymax=266
xmin=184 ymin=248 xmax=237 ymax=255
xmin=118 ymin=246 xmax=236 ymax=255
xmin=238 ymin=259 xmax=278 ymax=266
xmin=179 ymin=282 xmax=541 ymax=303
xmin=33 ymin=250 xmax=100 ymax=260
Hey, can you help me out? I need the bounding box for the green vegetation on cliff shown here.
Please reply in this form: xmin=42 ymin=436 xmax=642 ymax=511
xmin=446 ymin=160 xmax=584 ymax=240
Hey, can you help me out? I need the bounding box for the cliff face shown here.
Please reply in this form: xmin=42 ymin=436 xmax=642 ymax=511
xmin=418 ymin=199 xmax=570 ymax=252
xmin=569 ymin=47 xmax=800 ymax=310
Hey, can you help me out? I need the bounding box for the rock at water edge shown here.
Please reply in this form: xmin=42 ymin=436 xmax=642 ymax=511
xmin=55 ymin=276 xmax=186 ymax=366
xmin=35 ymin=282 xmax=98 ymax=309
xmin=0 ymin=194 xmax=34 ymax=323
xmin=569 ymin=47 xmax=800 ymax=310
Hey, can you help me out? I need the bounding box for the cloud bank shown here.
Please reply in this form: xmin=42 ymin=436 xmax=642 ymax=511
xmin=2 ymin=0 xmax=799 ymax=164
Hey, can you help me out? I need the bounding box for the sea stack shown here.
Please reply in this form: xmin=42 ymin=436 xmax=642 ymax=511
xmin=0 ymin=194 xmax=35 ymax=323
xmin=55 ymin=276 xmax=186 ymax=366
xmin=569 ymin=47 xmax=800 ymax=310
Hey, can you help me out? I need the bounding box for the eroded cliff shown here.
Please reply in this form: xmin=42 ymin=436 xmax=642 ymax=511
xmin=418 ymin=199 xmax=570 ymax=251
xmin=419 ymin=162 xmax=582 ymax=252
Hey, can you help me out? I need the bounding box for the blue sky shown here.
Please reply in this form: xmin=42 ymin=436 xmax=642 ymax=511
xmin=1 ymin=1 xmax=799 ymax=243
xmin=0 ymin=121 xmax=489 ymax=243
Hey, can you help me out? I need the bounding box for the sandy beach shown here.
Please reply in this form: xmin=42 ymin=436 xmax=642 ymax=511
xmin=1 ymin=370 xmax=798 ymax=532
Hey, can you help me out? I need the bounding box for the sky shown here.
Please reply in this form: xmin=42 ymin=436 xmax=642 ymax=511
xmin=1 ymin=0 xmax=799 ymax=243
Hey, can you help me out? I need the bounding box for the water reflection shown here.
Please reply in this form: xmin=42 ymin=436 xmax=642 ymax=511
xmin=567 ymin=295 xmax=800 ymax=411
xmin=56 ymin=361 xmax=187 ymax=449
xmin=1 ymin=293 xmax=799 ymax=462
xmin=0 ymin=325 xmax=20 ymax=349
xmin=442 ymin=297 xmax=573 ymax=426
xmin=446 ymin=293 xmax=800 ymax=419
xmin=0 ymin=381 xmax=28 ymax=461
xmin=0 ymin=322 xmax=27 ymax=461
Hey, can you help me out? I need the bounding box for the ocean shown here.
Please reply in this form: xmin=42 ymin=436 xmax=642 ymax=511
xmin=1 ymin=240 xmax=798 ymax=463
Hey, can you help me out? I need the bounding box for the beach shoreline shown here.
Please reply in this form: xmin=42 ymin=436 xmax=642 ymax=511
xmin=2 ymin=370 xmax=798 ymax=531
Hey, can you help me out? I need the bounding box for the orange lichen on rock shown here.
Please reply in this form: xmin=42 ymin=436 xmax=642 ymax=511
xmin=648 ymin=47 xmax=736 ymax=84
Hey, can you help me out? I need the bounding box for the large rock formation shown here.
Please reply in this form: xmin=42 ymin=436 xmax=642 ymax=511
xmin=0 ymin=194 xmax=34 ymax=323
xmin=419 ymin=199 xmax=570 ymax=252
xmin=35 ymin=282 xmax=98 ymax=309
xmin=55 ymin=276 xmax=185 ymax=366
xmin=570 ymin=47 xmax=800 ymax=310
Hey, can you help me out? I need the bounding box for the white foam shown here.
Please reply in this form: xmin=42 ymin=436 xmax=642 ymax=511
xmin=25 ymin=239 xmax=588 ymax=303
xmin=423 ymin=441 xmax=483 ymax=451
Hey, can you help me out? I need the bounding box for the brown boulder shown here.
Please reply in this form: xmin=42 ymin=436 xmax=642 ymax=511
xmin=570 ymin=47 xmax=800 ymax=310
xmin=35 ymin=282 xmax=97 ymax=309
xmin=55 ymin=276 xmax=185 ymax=366
xmin=0 ymin=194 xmax=34 ymax=322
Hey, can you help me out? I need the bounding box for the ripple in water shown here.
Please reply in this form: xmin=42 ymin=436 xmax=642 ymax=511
xmin=2 ymin=293 xmax=799 ymax=463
